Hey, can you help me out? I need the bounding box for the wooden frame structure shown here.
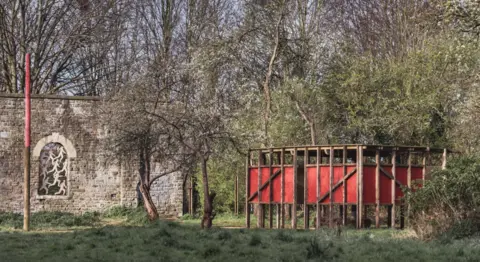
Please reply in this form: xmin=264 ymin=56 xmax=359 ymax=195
xmin=245 ymin=144 xmax=447 ymax=229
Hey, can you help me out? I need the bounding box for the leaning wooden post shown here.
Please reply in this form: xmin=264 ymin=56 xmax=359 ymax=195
xmin=304 ymin=148 xmax=309 ymax=230
xmin=246 ymin=150 xmax=250 ymax=228
xmin=375 ymin=149 xmax=380 ymax=228
xmin=316 ymin=147 xmax=321 ymax=229
xmin=391 ymin=149 xmax=397 ymax=229
xmin=329 ymin=146 xmax=334 ymax=228
xmin=292 ymin=148 xmax=297 ymax=229
xmin=268 ymin=148 xmax=273 ymax=228
xmin=442 ymin=148 xmax=447 ymax=170
xmin=280 ymin=148 xmax=285 ymax=228
xmin=23 ymin=53 xmax=31 ymax=232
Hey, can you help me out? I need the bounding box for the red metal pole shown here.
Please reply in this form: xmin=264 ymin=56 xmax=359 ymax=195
xmin=23 ymin=53 xmax=31 ymax=231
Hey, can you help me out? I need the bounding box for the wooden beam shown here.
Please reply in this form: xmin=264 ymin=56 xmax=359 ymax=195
xmin=247 ymin=169 xmax=282 ymax=202
xmin=342 ymin=146 xmax=347 ymax=226
xmin=246 ymin=150 xmax=250 ymax=228
xmin=407 ymin=151 xmax=412 ymax=227
xmin=292 ymin=148 xmax=297 ymax=229
xmin=379 ymin=167 xmax=403 ymax=186
xmin=317 ymin=169 xmax=357 ymax=203
xmin=358 ymin=146 xmax=364 ymax=228
xmin=304 ymin=148 xmax=309 ymax=230
xmin=391 ymin=150 xmax=396 ymax=229
xmin=316 ymin=147 xmax=321 ymax=229
xmin=329 ymin=146 xmax=334 ymax=228
xmin=269 ymin=148 xmax=273 ymax=229
xmin=257 ymin=150 xmax=263 ymax=228
xmin=281 ymin=148 xmax=285 ymax=228
xmin=375 ymin=149 xmax=380 ymax=228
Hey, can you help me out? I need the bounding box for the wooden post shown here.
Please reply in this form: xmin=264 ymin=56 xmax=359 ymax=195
xmin=235 ymin=175 xmax=238 ymax=216
xmin=342 ymin=146 xmax=347 ymax=226
xmin=316 ymin=147 xmax=321 ymax=229
xmin=246 ymin=150 xmax=250 ymax=228
xmin=422 ymin=149 xmax=429 ymax=183
xmin=442 ymin=148 xmax=447 ymax=170
xmin=387 ymin=206 xmax=392 ymax=228
xmin=358 ymin=146 xmax=364 ymax=229
xmin=281 ymin=148 xmax=285 ymax=228
xmin=400 ymin=204 xmax=405 ymax=229
xmin=189 ymin=175 xmax=194 ymax=215
xmin=269 ymin=148 xmax=273 ymax=228
xmin=375 ymin=149 xmax=380 ymax=228
xmin=292 ymin=148 xmax=297 ymax=229
xmin=257 ymin=150 xmax=263 ymax=228
xmin=304 ymin=148 xmax=309 ymax=230
xmin=276 ymin=204 xmax=280 ymax=228
xmin=407 ymin=150 xmax=412 ymax=226
xmin=23 ymin=53 xmax=31 ymax=232
xmin=329 ymin=146 xmax=334 ymax=228
xmin=391 ymin=150 xmax=396 ymax=229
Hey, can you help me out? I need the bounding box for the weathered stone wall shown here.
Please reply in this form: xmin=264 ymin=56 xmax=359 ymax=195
xmin=0 ymin=94 xmax=184 ymax=216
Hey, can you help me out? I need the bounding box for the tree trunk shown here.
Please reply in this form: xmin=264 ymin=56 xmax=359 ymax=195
xmin=139 ymin=183 xmax=159 ymax=221
xmin=201 ymin=156 xmax=215 ymax=229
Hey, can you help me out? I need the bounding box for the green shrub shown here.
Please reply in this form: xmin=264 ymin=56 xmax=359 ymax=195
xmin=407 ymin=155 xmax=480 ymax=240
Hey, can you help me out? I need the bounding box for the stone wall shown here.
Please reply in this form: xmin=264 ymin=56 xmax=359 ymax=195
xmin=0 ymin=94 xmax=184 ymax=216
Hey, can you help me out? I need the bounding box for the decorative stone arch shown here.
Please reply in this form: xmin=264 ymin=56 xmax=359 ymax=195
xmin=33 ymin=133 xmax=76 ymax=199
xmin=33 ymin=132 xmax=77 ymax=159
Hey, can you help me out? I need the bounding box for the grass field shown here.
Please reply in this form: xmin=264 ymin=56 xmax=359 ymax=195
xmin=1 ymin=210 xmax=480 ymax=262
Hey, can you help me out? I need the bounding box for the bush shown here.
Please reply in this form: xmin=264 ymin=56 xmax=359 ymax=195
xmin=407 ymin=155 xmax=480 ymax=240
xmin=0 ymin=211 xmax=100 ymax=229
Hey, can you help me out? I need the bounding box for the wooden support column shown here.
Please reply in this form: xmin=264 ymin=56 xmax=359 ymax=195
xmin=422 ymin=149 xmax=429 ymax=183
xmin=292 ymin=148 xmax=297 ymax=229
xmin=391 ymin=150 xmax=396 ymax=229
xmin=189 ymin=175 xmax=193 ymax=215
xmin=276 ymin=204 xmax=280 ymax=229
xmin=316 ymin=147 xmax=321 ymax=229
xmin=342 ymin=146 xmax=347 ymax=226
xmin=246 ymin=150 xmax=250 ymax=228
xmin=442 ymin=148 xmax=447 ymax=170
xmin=329 ymin=146 xmax=334 ymax=228
xmin=281 ymin=148 xmax=285 ymax=228
xmin=235 ymin=175 xmax=238 ymax=216
xmin=304 ymin=148 xmax=309 ymax=229
xmin=387 ymin=206 xmax=392 ymax=228
xmin=358 ymin=146 xmax=364 ymax=229
xmin=257 ymin=150 xmax=264 ymax=228
xmin=269 ymin=148 xmax=273 ymax=229
xmin=407 ymin=150 xmax=412 ymax=227
xmin=375 ymin=149 xmax=380 ymax=228
xmin=400 ymin=204 xmax=405 ymax=229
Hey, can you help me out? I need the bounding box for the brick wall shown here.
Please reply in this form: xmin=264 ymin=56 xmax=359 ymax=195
xmin=0 ymin=94 xmax=184 ymax=216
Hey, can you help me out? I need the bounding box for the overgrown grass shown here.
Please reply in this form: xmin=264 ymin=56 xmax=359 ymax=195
xmin=2 ymin=208 xmax=480 ymax=261
xmin=0 ymin=211 xmax=100 ymax=230
xmin=2 ymin=219 xmax=480 ymax=261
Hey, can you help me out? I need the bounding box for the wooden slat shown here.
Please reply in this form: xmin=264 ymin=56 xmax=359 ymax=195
xmin=269 ymin=148 xmax=273 ymax=229
xmin=292 ymin=148 xmax=297 ymax=229
xmin=375 ymin=149 xmax=380 ymax=228
xmin=391 ymin=150 xmax=396 ymax=229
xmin=304 ymin=148 xmax=309 ymax=230
xmin=329 ymin=146 xmax=334 ymax=228
xmin=358 ymin=146 xmax=364 ymax=228
xmin=246 ymin=150 xmax=250 ymax=228
xmin=280 ymin=148 xmax=285 ymax=228
xmin=316 ymin=147 xmax=321 ymax=229
xmin=257 ymin=150 xmax=263 ymax=228
xmin=407 ymin=151 xmax=412 ymax=227
xmin=247 ymin=170 xmax=282 ymax=201
xmin=317 ymin=169 xmax=357 ymax=203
